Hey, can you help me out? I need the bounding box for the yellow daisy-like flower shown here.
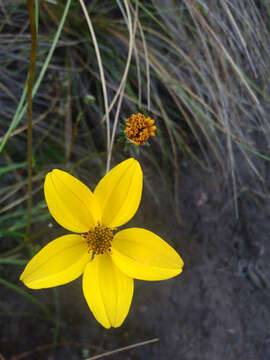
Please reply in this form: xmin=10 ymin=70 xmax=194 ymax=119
xmin=20 ymin=158 xmax=183 ymax=328
xmin=125 ymin=113 xmax=157 ymax=146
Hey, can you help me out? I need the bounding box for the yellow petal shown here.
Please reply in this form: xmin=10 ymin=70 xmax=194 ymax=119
xmin=111 ymin=228 xmax=184 ymax=281
xmin=44 ymin=169 xmax=101 ymax=233
xmin=83 ymin=254 xmax=134 ymax=329
xmin=20 ymin=235 xmax=90 ymax=289
xmin=93 ymin=158 xmax=142 ymax=228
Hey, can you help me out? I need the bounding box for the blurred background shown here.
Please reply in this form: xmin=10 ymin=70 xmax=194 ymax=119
xmin=1 ymin=0 xmax=270 ymax=359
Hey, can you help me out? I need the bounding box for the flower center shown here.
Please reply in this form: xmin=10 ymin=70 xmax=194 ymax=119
xmin=82 ymin=224 xmax=115 ymax=255
xmin=124 ymin=113 xmax=156 ymax=146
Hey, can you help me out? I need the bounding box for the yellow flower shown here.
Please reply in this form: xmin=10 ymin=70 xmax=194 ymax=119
xmin=125 ymin=113 xmax=157 ymax=146
xmin=20 ymin=158 xmax=183 ymax=328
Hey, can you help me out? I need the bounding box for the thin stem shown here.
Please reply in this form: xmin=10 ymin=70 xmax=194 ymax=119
xmin=0 ymin=0 xmax=72 ymax=153
xmin=106 ymin=0 xmax=138 ymax=172
xmin=78 ymin=0 xmax=111 ymax=167
xmin=86 ymin=338 xmax=159 ymax=360
xmin=25 ymin=0 xmax=37 ymax=239
xmin=1 ymin=224 xmax=51 ymax=258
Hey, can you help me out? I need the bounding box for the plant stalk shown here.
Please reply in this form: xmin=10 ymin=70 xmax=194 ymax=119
xmin=25 ymin=0 xmax=37 ymax=240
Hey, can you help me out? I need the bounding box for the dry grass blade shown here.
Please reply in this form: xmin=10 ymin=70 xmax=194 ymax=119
xmin=78 ymin=0 xmax=111 ymax=159
xmin=187 ymin=1 xmax=259 ymax=105
xmin=221 ymin=1 xmax=257 ymax=78
xmin=0 ymin=185 xmax=42 ymax=215
xmin=86 ymin=338 xmax=159 ymax=360
xmin=106 ymin=0 xmax=139 ymax=172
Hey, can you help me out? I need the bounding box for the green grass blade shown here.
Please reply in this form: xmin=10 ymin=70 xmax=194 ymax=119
xmin=0 ymin=0 xmax=72 ymax=153
xmin=0 ymin=277 xmax=50 ymax=316
xmin=0 ymin=162 xmax=27 ymax=177
xmin=0 ymin=258 xmax=28 ymax=265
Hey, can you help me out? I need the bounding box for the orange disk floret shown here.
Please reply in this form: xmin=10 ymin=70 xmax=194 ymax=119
xmin=82 ymin=224 xmax=115 ymax=255
xmin=124 ymin=113 xmax=157 ymax=146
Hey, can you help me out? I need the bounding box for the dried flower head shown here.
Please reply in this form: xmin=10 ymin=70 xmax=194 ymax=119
xmin=124 ymin=113 xmax=157 ymax=146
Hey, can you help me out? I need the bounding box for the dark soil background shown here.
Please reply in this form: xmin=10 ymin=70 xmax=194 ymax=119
xmin=2 ymin=156 xmax=270 ymax=360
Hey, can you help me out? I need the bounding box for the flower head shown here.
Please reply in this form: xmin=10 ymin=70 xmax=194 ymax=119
xmin=125 ymin=113 xmax=157 ymax=146
xmin=20 ymin=158 xmax=183 ymax=328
